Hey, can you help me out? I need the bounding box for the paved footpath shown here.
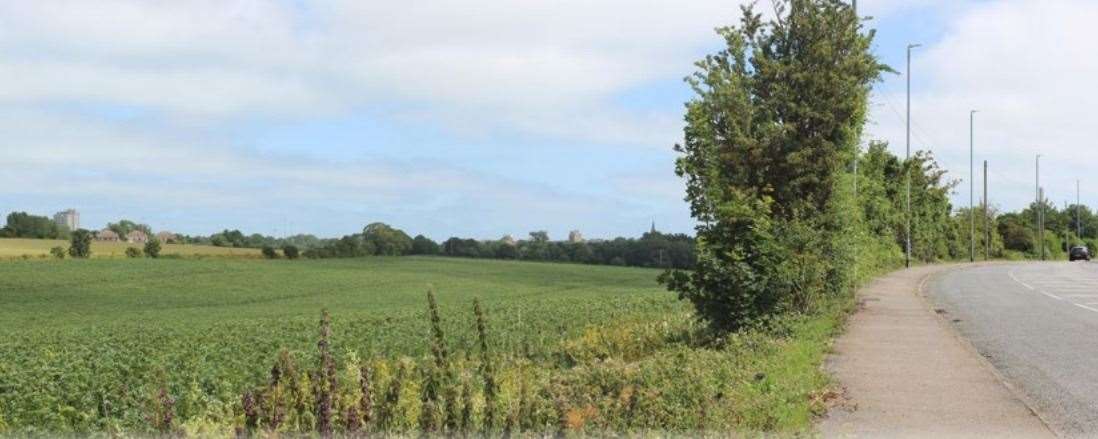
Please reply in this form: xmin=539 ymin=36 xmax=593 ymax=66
xmin=820 ymin=265 xmax=1054 ymax=438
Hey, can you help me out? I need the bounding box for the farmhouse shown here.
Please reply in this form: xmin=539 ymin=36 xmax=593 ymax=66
xmin=127 ymin=230 xmax=149 ymax=244
xmin=96 ymin=229 xmax=120 ymax=242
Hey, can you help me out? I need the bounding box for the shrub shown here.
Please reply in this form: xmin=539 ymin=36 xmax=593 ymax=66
xmin=68 ymin=229 xmax=93 ymax=259
xmin=262 ymin=246 xmax=279 ymax=259
xmin=144 ymin=239 xmax=162 ymax=258
xmin=125 ymin=247 xmax=143 ymax=258
xmin=49 ymin=246 xmax=66 ymax=260
xmin=282 ymin=245 xmax=300 ymax=260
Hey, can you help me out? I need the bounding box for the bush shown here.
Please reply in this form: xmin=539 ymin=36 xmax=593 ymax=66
xmin=282 ymin=245 xmax=300 ymax=260
xmin=68 ymin=229 xmax=93 ymax=259
xmin=125 ymin=247 xmax=143 ymax=258
xmin=261 ymin=246 xmax=278 ymax=259
xmin=50 ymin=246 xmax=66 ymax=260
xmin=144 ymin=239 xmax=162 ymax=259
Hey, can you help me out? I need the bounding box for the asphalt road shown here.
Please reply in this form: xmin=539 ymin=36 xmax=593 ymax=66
xmin=929 ymin=262 xmax=1098 ymax=437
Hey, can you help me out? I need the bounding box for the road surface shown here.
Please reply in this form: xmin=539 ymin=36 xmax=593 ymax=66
xmin=929 ymin=262 xmax=1098 ymax=437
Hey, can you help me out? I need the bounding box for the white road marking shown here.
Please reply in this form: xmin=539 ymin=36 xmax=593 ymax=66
xmin=1009 ymin=269 xmax=1036 ymax=290
xmin=1040 ymin=290 xmax=1064 ymax=301
xmin=1075 ymin=303 xmax=1098 ymax=313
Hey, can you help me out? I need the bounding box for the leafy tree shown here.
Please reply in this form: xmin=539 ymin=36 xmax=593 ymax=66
xmin=3 ymin=212 xmax=66 ymax=239
xmin=363 ymin=223 xmax=414 ymax=256
xmin=521 ymin=231 xmax=551 ymax=261
xmin=68 ymin=229 xmax=93 ymax=258
xmin=261 ymin=246 xmax=279 ymax=259
xmin=998 ymin=212 xmax=1033 ymax=253
xmin=50 ymin=246 xmax=66 ymax=259
xmin=125 ymin=247 xmax=143 ymax=258
xmin=443 ymin=237 xmax=483 ymax=258
xmin=282 ymin=245 xmax=300 ymax=260
xmin=411 ymin=235 xmax=441 ymax=255
xmin=108 ymin=220 xmax=151 ymax=241
xmin=661 ymin=0 xmax=886 ymax=332
xmin=144 ymin=239 xmax=162 ymax=259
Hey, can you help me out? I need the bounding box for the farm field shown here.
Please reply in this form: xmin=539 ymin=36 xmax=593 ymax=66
xmin=0 ymin=256 xmax=842 ymax=435
xmin=0 ymin=238 xmax=261 ymax=259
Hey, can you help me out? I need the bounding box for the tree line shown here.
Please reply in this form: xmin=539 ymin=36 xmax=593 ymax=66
xmin=299 ymin=224 xmax=696 ymax=270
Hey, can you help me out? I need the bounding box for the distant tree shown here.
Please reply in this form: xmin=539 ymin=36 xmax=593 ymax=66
xmin=411 ymin=235 xmax=441 ymax=255
xmin=125 ymin=247 xmax=143 ymax=258
xmin=494 ymin=241 xmax=519 ymax=259
xmin=50 ymin=246 xmax=66 ymax=259
xmin=68 ymin=229 xmax=93 ymax=258
xmin=443 ymin=237 xmax=483 ymax=258
xmin=529 ymin=231 xmax=549 ymax=242
xmin=144 ymin=239 xmax=162 ymax=259
xmin=282 ymin=244 xmax=300 ymax=260
xmin=363 ymin=223 xmax=413 ymax=256
xmin=108 ymin=220 xmax=151 ymax=241
xmin=4 ymin=212 xmax=65 ymax=239
xmin=261 ymin=246 xmax=279 ymax=259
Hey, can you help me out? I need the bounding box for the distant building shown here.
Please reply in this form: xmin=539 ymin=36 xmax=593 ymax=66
xmin=156 ymin=231 xmax=178 ymax=244
xmin=97 ymin=229 xmax=120 ymax=242
xmin=568 ymin=230 xmax=585 ymax=243
xmin=127 ymin=230 xmax=149 ymax=244
xmin=53 ymin=209 xmax=79 ymax=231
xmin=501 ymin=235 xmax=517 ymax=246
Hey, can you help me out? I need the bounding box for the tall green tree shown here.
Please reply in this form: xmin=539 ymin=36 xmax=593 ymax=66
xmin=3 ymin=212 xmax=66 ymax=239
xmin=363 ymin=223 xmax=414 ymax=256
xmin=662 ymin=0 xmax=887 ymax=332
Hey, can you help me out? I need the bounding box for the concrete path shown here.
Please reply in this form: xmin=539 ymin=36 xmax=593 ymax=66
xmin=820 ymin=265 xmax=1054 ymax=438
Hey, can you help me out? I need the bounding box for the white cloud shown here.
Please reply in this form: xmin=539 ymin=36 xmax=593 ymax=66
xmin=0 ymin=0 xmax=756 ymax=144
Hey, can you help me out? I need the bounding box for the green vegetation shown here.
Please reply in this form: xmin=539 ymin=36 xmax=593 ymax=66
xmin=144 ymin=238 xmax=162 ymax=259
xmin=1 ymin=212 xmax=69 ymax=240
xmin=664 ymin=0 xmax=890 ymax=332
xmin=68 ymin=230 xmax=93 ymax=259
xmin=0 ymin=256 xmax=848 ymax=435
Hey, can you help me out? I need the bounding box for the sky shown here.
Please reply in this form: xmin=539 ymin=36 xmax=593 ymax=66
xmin=1 ymin=0 xmax=1094 ymax=240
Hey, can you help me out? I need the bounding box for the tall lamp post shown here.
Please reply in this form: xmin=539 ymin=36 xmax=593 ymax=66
xmin=906 ymin=43 xmax=921 ymax=268
xmin=970 ymin=110 xmax=978 ymax=262
xmin=1036 ymin=154 xmax=1043 ymax=260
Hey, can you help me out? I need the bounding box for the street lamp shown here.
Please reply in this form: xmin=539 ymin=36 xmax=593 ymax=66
xmin=1036 ymin=154 xmax=1043 ymax=260
xmin=906 ymin=43 xmax=921 ymax=268
xmin=970 ymin=110 xmax=978 ymax=263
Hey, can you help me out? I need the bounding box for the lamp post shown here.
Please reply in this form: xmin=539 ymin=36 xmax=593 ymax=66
xmin=1036 ymin=154 xmax=1043 ymax=260
xmin=906 ymin=43 xmax=921 ymax=268
xmin=984 ymin=160 xmax=990 ymax=260
xmin=970 ymin=110 xmax=978 ymax=262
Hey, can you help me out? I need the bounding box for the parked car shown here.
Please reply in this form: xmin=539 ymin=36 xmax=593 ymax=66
xmin=1070 ymin=246 xmax=1091 ymax=262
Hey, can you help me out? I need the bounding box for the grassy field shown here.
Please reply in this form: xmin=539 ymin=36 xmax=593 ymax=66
xmin=0 ymin=256 xmax=845 ymax=435
xmin=0 ymin=238 xmax=261 ymax=259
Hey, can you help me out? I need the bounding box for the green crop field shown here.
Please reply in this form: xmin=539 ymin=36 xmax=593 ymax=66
xmin=0 ymin=257 xmax=679 ymax=432
xmin=0 ymin=238 xmax=261 ymax=259
xmin=0 ymin=256 xmax=840 ymax=436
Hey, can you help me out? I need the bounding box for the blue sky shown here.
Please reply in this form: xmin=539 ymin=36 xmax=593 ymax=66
xmin=2 ymin=1 xmax=1094 ymax=240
